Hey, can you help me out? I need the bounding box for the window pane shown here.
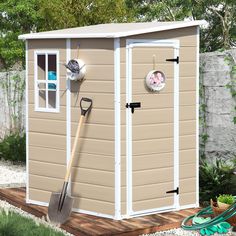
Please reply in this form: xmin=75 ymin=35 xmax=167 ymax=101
xmin=48 ymin=55 xmax=57 ymax=90
xmin=38 ymin=83 xmax=46 ymax=90
xmin=37 ymin=55 xmax=46 ymax=80
xmin=38 ymin=90 xmax=46 ymax=108
xmin=48 ymin=90 xmax=56 ymax=109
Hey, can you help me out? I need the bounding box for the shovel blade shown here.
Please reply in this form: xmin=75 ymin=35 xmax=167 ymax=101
xmin=48 ymin=192 xmax=74 ymax=224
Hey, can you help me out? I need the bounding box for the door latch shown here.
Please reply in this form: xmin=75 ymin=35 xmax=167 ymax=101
xmin=166 ymin=187 xmax=179 ymax=195
xmin=166 ymin=56 xmax=179 ymax=64
xmin=126 ymin=102 xmax=141 ymax=113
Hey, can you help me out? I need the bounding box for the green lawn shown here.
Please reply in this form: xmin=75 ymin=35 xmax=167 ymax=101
xmin=0 ymin=209 xmax=65 ymax=236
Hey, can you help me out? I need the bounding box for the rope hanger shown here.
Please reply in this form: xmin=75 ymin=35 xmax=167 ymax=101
xmin=152 ymin=54 xmax=156 ymax=70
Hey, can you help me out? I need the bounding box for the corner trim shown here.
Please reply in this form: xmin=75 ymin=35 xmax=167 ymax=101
xmin=114 ymin=38 xmax=121 ymax=220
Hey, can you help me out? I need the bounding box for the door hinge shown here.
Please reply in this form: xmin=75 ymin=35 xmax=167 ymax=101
xmin=126 ymin=102 xmax=141 ymax=113
xmin=166 ymin=187 xmax=179 ymax=195
xmin=166 ymin=56 xmax=179 ymax=64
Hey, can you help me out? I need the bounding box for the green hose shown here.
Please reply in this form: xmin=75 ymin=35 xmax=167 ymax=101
xmin=182 ymin=196 xmax=236 ymax=231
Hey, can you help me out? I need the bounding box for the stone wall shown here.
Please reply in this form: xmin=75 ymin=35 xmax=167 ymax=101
xmin=200 ymin=49 xmax=236 ymax=160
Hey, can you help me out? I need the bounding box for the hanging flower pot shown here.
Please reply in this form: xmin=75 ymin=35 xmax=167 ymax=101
xmin=145 ymin=70 xmax=166 ymax=92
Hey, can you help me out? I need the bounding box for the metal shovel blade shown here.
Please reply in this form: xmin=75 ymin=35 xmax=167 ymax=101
xmin=48 ymin=192 xmax=74 ymax=224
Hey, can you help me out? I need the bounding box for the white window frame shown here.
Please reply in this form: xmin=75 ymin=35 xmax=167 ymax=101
xmin=34 ymin=50 xmax=60 ymax=113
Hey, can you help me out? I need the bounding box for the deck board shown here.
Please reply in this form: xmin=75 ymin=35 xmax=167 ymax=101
xmin=0 ymin=188 xmax=200 ymax=236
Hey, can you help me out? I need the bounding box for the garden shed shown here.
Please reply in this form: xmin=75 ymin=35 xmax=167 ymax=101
xmin=19 ymin=21 xmax=204 ymax=220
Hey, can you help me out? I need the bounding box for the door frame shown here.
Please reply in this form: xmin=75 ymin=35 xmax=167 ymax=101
xmin=125 ymin=39 xmax=180 ymax=217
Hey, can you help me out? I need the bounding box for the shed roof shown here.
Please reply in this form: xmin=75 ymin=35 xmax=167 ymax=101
xmin=19 ymin=21 xmax=205 ymax=40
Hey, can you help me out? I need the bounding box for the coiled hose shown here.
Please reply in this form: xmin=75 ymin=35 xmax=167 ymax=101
xmin=182 ymin=196 xmax=236 ymax=231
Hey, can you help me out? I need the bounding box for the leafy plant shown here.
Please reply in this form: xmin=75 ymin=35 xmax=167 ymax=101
xmin=0 ymin=209 xmax=65 ymax=236
xmin=0 ymin=132 xmax=26 ymax=163
xmin=199 ymin=158 xmax=236 ymax=204
xmin=217 ymin=194 xmax=235 ymax=205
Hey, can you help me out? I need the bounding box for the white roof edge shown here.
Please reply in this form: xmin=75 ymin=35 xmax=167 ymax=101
xmin=18 ymin=20 xmax=206 ymax=40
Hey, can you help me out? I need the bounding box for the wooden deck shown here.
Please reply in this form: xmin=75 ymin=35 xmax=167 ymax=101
xmin=0 ymin=188 xmax=199 ymax=236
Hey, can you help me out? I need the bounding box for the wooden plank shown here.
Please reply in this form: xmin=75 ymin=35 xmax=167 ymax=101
xmin=0 ymin=188 xmax=200 ymax=236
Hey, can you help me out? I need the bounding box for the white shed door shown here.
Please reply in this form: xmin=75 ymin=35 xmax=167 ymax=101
xmin=126 ymin=40 xmax=179 ymax=215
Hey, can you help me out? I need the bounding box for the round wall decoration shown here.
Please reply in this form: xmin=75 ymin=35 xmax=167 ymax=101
xmin=145 ymin=70 xmax=166 ymax=92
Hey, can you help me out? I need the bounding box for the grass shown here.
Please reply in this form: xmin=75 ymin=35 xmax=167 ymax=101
xmin=0 ymin=209 xmax=65 ymax=236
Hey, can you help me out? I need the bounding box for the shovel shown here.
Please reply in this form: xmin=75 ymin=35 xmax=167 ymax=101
xmin=48 ymin=97 xmax=92 ymax=224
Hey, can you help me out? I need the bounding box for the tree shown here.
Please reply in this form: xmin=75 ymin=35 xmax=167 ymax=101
xmin=125 ymin=0 xmax=236 ymax=52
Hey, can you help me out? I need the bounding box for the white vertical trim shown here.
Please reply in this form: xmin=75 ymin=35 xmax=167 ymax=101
xmin=126 ymin=39 xmax=179 ymax=217
xmin=196 ymin=26 xmax=200 ymax=207
xmin=114 ymin=38 xmax=121 ymax=220
xmin=174 ymin=43 xmax=180 ymax=210
xmin=126 ymin=43 xmax=133 ymax=216
xmin=45 ymin=53 xmax=48 ymax=109
xmin=25 ymin=40 xmax=29 ymax=203
xmin=66 ymin=39 xmax=71 ymax=194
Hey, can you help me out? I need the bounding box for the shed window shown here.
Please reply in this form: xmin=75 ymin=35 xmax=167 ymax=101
xmin=35 ymin=51 xmax=59 ymax=112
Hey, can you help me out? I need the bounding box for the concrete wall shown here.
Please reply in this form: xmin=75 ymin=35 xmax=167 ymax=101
xmin=200 ymin=49 xmax=236 ymax=160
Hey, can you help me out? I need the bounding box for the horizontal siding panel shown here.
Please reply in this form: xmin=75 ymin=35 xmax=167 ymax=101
xmin=29 ymin=146 xmax=66 ymax=165
xmin=180 ymin=178 xmax=196 ymax=194
xmin=29 ymin=175 xmax=114 ymax=203
xmin=29 ymin=132 xmax=66 ymax=150
xmin=179 ymin=47 xmax=197 ymax=62
xmin=126 ymin=27 xmax=197 ymax=46
xmin=180 ymin=78 xmax=196 ymax=91
xmin=72 ymin=168 xmax=114 ymax=187
xmin=180 ymin=192 xmax=196 ymax=206
xmin=71 ymin=138 xmax=114 ymax=156
xmin=132 ymin=94 xmax=173 ymax=109
xmin=132 ymin=182 xmax=174 ymax=202
xmin=73 ymin=153 xmax=114 ymax=171
xmin=133 ymin=196 xmax=173 ymax=212
xmin=180 ymin=135 xmax=196 ymax=150
xmin=71 ymin=123 xmax=114 ymax=140
xmin=180 ymin=120 xmax=196 ymax=136
xmin=180 ymin=91 xmax=196 ymax=106
xmin=180 ymin=163 xmax=196 ymax=179
xmin=29 ymin=188 xmax=114 ymax=216
xmin=122 ymin=152 xmax=173 ymax=172
xmin=71 ymin=50 xmax=114 ymax=65
xmin=28 ymin=90 xmax=114 ymax=109
xmin=28 ymin=104 xmax=66 ymax=121
xmin=132 ymin=138 xmax=173 ymax=156
xmin=71 ymin=38 xmax=114 ymax=51
xmin=130 ymin=123 xmax=173 ymax=140
xmin=122 ymin=108 xmax=173 ymax=125
xmin=73 ymin=196 xmax=114 ymax=216
xmin=120 ymin=63 xmax=195 ymax=79
xmin=28 ymin=106 xmax=114 ymax=125
xmin=132 ymin=47 xmax=173 ymax=64
xmin=133 ymin=167 xmax=174 ymax=186
xmin=29 ymin=118 xmax=66 ymax=135
xmin=72 ymin=107 xmax=114 ymax=125
xmin=29 ymin=160 xmax=66 ymax=179
xmin=179 ymin=149 xmax=196 ymax=165
xmin=179 ymin=106 xmax=196 ymax=121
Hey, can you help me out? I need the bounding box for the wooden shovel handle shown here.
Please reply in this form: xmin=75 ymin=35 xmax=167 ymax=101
xmin=64 ymin=115 xmax=85 ymax=182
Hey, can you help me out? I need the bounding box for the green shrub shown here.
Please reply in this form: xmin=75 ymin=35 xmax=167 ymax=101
xmin=0 ymin=209 xmax=65 ymax=236
xmin=217 ymin=194 xmax=235 ymax=205
xmin=199 ymin=159 xmax=236 ymax=204
xmin=0 ymin=132 xmax=26 ymax=163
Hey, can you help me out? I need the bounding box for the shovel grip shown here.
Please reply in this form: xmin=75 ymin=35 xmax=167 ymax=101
xmin=80 ymin=97 xmax=92 ymax=116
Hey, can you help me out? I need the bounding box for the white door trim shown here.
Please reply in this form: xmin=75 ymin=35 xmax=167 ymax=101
xmin=126 ymin=39 xmax=180 ymax=217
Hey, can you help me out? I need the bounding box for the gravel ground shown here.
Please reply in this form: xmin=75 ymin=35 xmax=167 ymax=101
xmin=140 ymin=227 xmax=236 ymax=236
xmin=0 ymin=200 xmax=73 ymax=236
xmin=0 ymin=160 xmax=26 ymax=187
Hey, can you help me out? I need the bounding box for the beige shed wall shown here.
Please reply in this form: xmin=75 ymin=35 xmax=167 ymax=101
xmin=120 ymin=26 xmax=198 ymax=215
xmin=28 ymin=39 xmax=68 ymax=205
xmin=28 ymin=38 xmax=115 ymax=216
xmin=69 ymin=39 xmax=115 ymax=215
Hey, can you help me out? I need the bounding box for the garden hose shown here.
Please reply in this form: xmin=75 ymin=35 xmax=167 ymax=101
xmin=182 ymin=196 xmax=236 ymax=232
